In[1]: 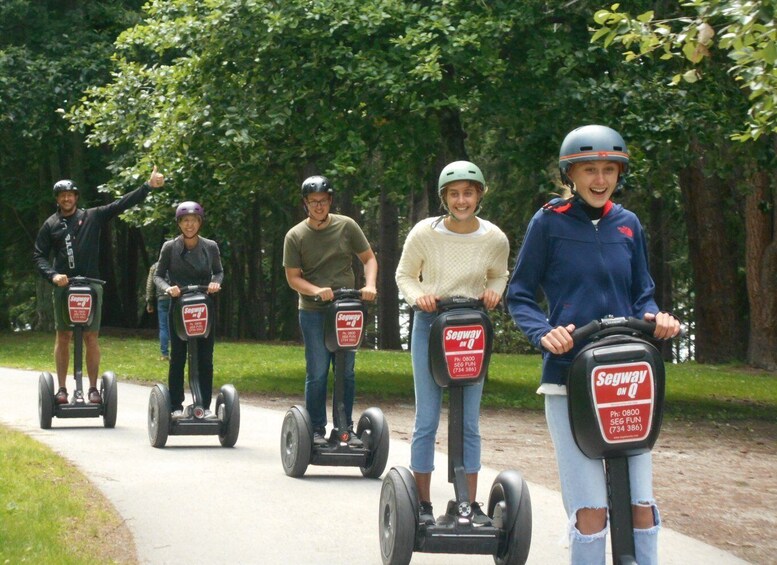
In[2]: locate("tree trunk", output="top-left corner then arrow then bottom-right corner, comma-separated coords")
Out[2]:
378,183 -> 401,349
744,143 -> 777,370
678,142 -> 747,362
648,193 -> 675,360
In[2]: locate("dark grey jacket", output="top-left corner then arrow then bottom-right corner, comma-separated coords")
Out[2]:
154,235 -> 224,292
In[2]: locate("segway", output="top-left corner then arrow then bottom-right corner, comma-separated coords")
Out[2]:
38,277 -> 117,430
567,316 -> 676,565
379,297 -> 532,565
147,285 -> 240,448
280,288 -> 390,478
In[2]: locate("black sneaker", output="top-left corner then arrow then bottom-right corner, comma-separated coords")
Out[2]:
55,387 -> 68,405
419,501 -> 435,526
471,502 -> 491,526
313,428 -> 328,446
347,426 -> 363,447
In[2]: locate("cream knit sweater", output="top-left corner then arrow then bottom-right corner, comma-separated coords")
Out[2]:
395,217 -> 510,306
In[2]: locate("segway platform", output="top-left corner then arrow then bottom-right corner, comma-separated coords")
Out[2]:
38,278 -> 117,429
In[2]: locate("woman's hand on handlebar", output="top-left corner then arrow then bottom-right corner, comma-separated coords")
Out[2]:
541,324 -> 576,355
644,311 -> 681,340
207,282 -> 221,294
479,289 -> 501,311
415,294 -> 439,313
359,285 -> 377,302
166,285 -> 181,298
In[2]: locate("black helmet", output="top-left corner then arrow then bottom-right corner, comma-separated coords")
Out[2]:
559,125 -> 629,188
301,175 -> 334,198
53,179 -> 78,195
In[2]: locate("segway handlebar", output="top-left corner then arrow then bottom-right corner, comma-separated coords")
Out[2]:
313,288 -> 363,302
180,284 -> 212,295
571,316 -> 686,343
68,276 -> 106,286
436,296 -> 485,313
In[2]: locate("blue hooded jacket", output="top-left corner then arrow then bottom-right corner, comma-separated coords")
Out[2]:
507,197 -> 659,385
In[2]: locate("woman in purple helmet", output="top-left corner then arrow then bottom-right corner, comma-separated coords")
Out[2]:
154,201 -> 224,418
507,125 -> 680,564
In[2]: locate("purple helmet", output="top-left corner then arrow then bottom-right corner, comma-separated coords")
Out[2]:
175,201 -> 204,220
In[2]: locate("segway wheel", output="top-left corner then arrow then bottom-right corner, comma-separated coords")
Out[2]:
357,407 -> 390,479
148,385 -> 171,448
38,372 -> 55,430
280,405 -> 312,477
379,467 -> 417,565
216,384 -> 240,447
489,470 -> 532,565
101,371 -> 118,429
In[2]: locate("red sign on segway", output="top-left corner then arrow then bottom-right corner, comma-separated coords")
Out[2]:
443,324 -> 485,379
68,293 -> 93,324
182,304 -> 208,337
335,310 -> 364,348
591,361 -> 654,443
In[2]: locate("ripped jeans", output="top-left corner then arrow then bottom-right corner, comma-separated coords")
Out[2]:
545,394 -> 660,565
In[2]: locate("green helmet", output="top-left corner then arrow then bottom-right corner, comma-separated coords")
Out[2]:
437,161 -> 486,196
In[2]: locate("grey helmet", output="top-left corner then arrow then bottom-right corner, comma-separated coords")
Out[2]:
53,179 -> 78,195
559,125 -> 629,188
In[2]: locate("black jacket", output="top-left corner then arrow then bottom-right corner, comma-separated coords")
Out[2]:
33,183 -> 152,283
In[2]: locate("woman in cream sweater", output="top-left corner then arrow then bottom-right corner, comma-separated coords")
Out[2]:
395,160 -> 509,527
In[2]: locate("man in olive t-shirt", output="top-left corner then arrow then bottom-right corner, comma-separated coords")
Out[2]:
283,175 -> 377,445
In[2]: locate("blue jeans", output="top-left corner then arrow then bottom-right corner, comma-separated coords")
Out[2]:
157,297 -> 171,356
545,394 -> 659,565
410,311 -> 483,474
299,309 -> 355,431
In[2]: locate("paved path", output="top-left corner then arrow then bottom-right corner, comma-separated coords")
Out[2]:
0,368 -> 748,564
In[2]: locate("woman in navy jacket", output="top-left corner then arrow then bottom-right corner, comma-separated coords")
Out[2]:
507,125 -> 680,565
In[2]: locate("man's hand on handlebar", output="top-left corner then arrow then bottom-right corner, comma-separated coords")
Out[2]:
541,324 -> 576,355
207,282 -> 221,294
315,287 -> 334,302
52,274 -> 69,287
166,285 -> 181,298
644,311 -> 681,340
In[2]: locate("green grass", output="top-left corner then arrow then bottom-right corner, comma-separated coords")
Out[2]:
0,424 -> 133,564
2,331 -> 775,422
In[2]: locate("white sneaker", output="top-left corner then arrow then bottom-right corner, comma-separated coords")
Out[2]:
204,409 -> 218,420
171,410 -> 183,420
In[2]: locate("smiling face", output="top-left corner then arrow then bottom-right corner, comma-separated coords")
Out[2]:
567,160 -> 621,208
305,193 -> 332,223
56,190 -> 79,217
443,180 -> 482,222
177,214 -> 202,239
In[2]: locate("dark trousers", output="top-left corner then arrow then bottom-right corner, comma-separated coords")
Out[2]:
168,319 -> 215,411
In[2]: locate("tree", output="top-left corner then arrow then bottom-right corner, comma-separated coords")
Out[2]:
591,1 -> 777,368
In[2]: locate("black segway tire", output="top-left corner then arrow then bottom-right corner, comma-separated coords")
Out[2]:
38,372 -> 55,430
280,405 -> 312,477
358,407 -> 390,478
216,384 -> 240,447
379,467 -> 417,565
101,371 -> 118,428
148,385 -> 171,448
489,470 -> 532,565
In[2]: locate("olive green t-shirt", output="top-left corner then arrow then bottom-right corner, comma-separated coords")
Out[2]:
283,214 -> 371,311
